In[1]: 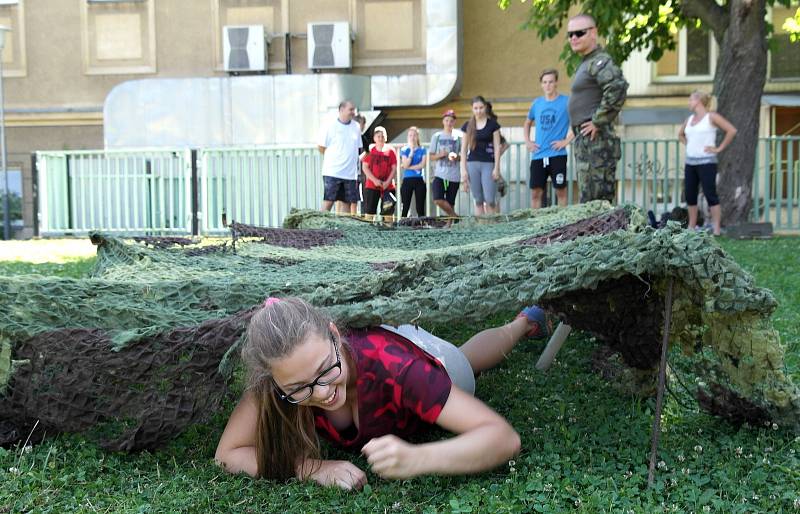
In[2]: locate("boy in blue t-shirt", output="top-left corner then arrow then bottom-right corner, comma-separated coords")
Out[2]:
523,68 -> 574,208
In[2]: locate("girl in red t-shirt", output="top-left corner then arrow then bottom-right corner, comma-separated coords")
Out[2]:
361,126 -> 397,219
216,297 -> 551,489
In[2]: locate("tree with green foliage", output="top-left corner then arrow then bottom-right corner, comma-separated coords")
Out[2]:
499,0 -> 798,226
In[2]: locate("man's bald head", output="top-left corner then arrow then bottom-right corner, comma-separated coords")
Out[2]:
569,13 -> 596,27
337,100 -> 356,123
567,14 -> 598,56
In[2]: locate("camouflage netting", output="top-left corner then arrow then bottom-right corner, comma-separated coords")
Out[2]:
0,201 -> 797,450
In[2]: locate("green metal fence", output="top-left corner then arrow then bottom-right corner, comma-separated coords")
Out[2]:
199,146 -> 322,233
34,137 -> 800,235
37,149 -> 193,235
754,136 -> 800,230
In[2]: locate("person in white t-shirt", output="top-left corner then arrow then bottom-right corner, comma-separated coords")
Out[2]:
678,90 -> 737,236
318,100 -> 363,213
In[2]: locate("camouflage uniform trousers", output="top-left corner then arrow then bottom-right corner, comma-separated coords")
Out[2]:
573,127 -> 621,204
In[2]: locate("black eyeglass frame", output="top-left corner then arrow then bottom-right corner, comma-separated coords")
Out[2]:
567,27 -> 594,39
272,334 -> 342,404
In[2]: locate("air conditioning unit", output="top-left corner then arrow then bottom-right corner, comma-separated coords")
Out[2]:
223,25 -> 266,72
307,22 -> 351,70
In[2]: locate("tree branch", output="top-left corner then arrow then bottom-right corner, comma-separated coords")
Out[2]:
680,0 -> 730,39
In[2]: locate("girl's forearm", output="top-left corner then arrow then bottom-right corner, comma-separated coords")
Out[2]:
411,424 -> 520,476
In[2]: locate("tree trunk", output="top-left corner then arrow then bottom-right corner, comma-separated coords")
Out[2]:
713,0 -> 768,226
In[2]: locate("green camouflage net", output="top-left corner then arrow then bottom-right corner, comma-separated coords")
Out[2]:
0,201 -> 797,450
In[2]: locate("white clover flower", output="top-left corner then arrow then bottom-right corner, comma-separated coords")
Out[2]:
8,467 -> 19,475
623,470 -> 633,479
574,499 -> 582,507
735,446 -> 743,456
22,445 -> 32,454
772,423 -> 779,430
694,445 -> 703,453
793,497 -> 800,509
702,506 -> 711,513
678,454 -> 685,462
657,460 -> 667,470
544,483 -> 552,492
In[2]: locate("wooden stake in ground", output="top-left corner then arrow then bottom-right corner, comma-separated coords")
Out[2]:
536,322 -> 572,371
648,278 -> 675,487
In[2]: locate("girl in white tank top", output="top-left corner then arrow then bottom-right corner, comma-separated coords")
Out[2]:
678,90 -> 738,236
684,113 -> 718,163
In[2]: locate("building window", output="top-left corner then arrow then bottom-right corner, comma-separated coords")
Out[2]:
770,5 -> 800,79
354,0 -> 424,66
212,0 -> 283,71
0,167 -> 22,233
80,0 -> 156,75
0,0 -> 26,77
654,25 -> 716,81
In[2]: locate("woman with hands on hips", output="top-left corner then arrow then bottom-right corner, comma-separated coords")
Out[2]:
214,297 -> 555,489
678,90 -> 737,236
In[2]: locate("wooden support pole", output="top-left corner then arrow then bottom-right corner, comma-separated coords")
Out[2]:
536,322 -> 572,371
648,278 -> 675,487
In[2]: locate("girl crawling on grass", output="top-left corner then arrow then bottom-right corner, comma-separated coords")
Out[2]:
215,297 -> 550,489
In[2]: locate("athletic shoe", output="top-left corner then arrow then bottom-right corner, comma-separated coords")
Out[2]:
515,305 -> 553,339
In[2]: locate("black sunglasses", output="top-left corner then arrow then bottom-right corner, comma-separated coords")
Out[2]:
567,27 -> 594,39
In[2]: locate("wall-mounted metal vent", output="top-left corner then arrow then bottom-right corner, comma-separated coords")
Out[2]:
307,22 -> 351,70
223,25 -> 266,72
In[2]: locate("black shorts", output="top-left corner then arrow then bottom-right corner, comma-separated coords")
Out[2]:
431,177 -> 460,206
529,156 -> 568,190
323,176 -> 359,203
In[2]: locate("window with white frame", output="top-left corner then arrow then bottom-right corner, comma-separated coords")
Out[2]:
654,25 -> 716,81
0,0 -> 26,77
770,4 -> 800,79
0,167 -> 23,227
80,0 -> 156,75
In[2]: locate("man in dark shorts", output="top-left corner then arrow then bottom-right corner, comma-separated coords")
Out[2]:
428,109 -> 463,218
523,68 -> 573,208
318,100 -> 362,213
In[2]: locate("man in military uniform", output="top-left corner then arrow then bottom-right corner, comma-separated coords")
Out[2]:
567,14 -> 628,204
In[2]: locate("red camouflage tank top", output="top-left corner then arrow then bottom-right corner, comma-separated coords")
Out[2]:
313,326 -> 452,450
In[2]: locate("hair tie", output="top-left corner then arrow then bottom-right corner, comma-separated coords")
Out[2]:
263,297 -> 281,308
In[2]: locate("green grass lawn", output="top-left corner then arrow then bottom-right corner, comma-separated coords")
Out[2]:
1,237 -> 798,513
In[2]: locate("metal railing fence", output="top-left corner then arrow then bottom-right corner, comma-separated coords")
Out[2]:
199,146 -> 322,234
37,149 -> 193,235
34,137 -> 800,235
